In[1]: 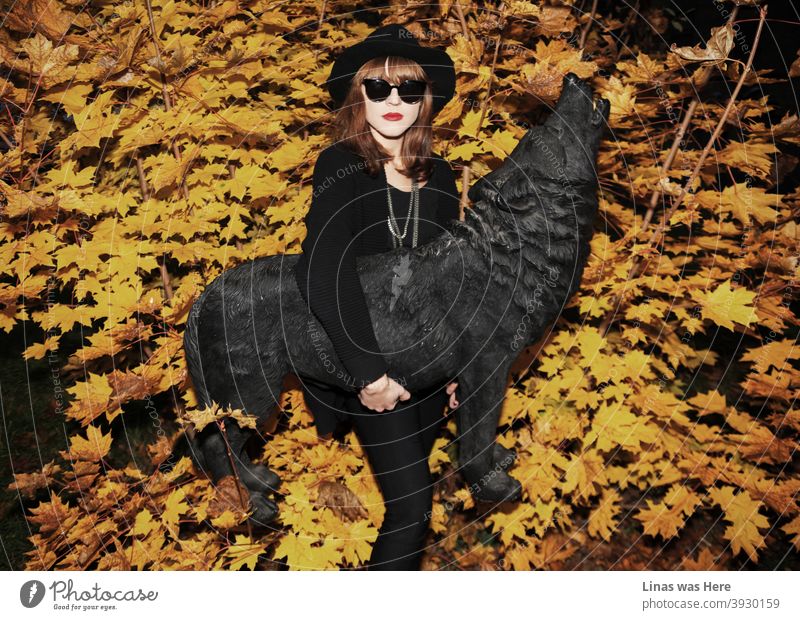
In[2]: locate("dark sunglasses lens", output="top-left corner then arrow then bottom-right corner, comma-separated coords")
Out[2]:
398,81 -> 426,103
364,79 -> 391,101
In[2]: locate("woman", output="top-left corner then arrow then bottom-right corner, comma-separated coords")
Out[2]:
294,24 -> 461,570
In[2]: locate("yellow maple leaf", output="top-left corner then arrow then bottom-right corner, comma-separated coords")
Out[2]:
485,128 -> 520,158
636,499 -> 684,539
23,335 -> 61,360
210,510 -> 244,530
600,75 -> 637,121
486,503 -> 531,546
586,401 -> 660,452
458,108 -> 490,139
537,354 -> 562,377
305,537 -> 345,570
63,90 -> 117,151
273,531 -> 318,569
782,514 -> 800,551
515,444 -> 566,503
180,401 -> 257,433
67,425 -> 112,461
708,486 -> 770,562
502,541 -> 536,570
562,449 -> 607,501
132,508 -> 157,537
717,141 -> 777,177
587,488 -> 621,541
225,534 -> 268,570
161,487 -> 190,530
695,280 -> 757,330
338,519 -> 378,566
687,389 -> 728,415
696,184 -> 781,225
535,6 -> 575,36
447,140 -> 485,163
498,389 -> 529,426
20,33 -> 79,86
576,327 -> 607,365
41,82 -> 94,116
268,138 -> 308,172
740,339 -> 800,375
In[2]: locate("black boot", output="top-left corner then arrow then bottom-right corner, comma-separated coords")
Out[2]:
190,419 -> 281,525
247,491 -> 280,527
217,419 -> 282,495
461,459 -> 522,504
238,462 -> 282,496
457,437 -> 522,504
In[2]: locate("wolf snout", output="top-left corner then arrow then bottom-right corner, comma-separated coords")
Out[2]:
468,177 -> 506,209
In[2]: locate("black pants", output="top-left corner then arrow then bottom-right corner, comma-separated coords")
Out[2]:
341,386 -> 448,570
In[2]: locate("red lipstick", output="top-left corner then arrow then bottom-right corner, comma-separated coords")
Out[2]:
382,113 -> 403,120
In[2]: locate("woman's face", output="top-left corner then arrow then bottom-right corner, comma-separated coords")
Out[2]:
361,71 -> 422,139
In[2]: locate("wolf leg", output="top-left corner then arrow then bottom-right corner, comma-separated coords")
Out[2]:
454,366 -> 522,504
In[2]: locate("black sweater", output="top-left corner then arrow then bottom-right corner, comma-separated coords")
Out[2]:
293,142 -> 461,390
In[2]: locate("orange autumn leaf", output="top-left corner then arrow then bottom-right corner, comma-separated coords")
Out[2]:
708,486 -> 770,563
66,426 -> 113,462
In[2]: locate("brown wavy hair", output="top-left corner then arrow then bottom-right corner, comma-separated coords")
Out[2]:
331,55 -> 435,183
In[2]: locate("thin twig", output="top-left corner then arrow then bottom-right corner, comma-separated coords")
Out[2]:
459,165 -> 471,220
218,418 -> 254,540
145,0 -> 171,111
473,37 -> 502,146
599,5 -> 767,338
453,1 -> 470,41
135,153 -> 174,302
641,98 -> 699,232
227,163 -> 244,252
614,0 -> 641,62
644,5 -> 765,252
579,0 -> 599,49
145,0 -> 190,202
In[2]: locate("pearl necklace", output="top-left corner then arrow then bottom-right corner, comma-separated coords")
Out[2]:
386,178 -> 419,249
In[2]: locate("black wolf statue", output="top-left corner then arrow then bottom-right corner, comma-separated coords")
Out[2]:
183,73 -> 609,525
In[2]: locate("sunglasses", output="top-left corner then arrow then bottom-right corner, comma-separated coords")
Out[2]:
362,78 -> 428,104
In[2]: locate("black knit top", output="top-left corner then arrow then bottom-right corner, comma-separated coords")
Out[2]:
293,142 -> 461,390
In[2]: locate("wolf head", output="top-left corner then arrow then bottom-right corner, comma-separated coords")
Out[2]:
468,73 -> 609,214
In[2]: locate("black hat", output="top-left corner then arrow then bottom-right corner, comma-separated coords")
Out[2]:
325,24 -> 456,117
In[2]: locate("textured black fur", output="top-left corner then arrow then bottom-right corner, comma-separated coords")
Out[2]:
183,74 -> 609,525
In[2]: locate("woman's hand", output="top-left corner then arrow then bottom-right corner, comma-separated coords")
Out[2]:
445,381 -> 459,410
358,374 -> 411,412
